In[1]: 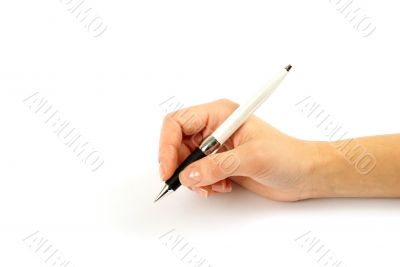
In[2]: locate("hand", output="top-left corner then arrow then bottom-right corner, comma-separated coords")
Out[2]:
158,99 -> 319,201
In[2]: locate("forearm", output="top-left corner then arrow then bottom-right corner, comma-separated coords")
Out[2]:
310,134 -> 400,198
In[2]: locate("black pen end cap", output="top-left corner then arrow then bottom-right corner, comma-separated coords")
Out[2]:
285,65 -> 292,72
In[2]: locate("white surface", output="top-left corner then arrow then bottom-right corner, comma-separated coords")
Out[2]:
1,0 -> 400,266
212,67 -> 288,144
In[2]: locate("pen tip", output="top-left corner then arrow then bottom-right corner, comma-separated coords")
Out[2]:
285,65 -> 292,72
154,184 -> 172,203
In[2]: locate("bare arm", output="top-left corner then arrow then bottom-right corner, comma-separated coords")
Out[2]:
312,135 -> 400,198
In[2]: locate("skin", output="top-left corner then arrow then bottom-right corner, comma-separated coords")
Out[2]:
158,99 -> 400,202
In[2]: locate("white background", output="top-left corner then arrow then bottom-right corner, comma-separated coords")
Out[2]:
1,0 -> 400,266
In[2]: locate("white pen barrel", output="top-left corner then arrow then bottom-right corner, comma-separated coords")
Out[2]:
212,68 -> 288,144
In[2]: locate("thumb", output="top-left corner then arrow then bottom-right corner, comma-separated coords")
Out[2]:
179,143 -> 256,187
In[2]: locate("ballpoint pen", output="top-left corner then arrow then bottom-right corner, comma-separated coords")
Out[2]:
154,65 -> 292,202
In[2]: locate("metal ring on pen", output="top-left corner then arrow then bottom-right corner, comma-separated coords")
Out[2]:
199,136 -> 221,155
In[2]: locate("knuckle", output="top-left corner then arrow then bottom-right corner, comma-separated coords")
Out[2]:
210,152 -> 236,175
163,112 -> 175,123
247,141 -> 266,165
220,153 -> 241,175
215,98 -> 237,107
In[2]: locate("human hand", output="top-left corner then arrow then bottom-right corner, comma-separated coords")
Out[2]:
158,99 -> 320,201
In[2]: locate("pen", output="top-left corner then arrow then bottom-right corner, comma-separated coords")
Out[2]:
154,65 -> 292,202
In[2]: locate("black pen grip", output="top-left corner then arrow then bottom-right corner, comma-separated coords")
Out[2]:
166,148 -> 206,191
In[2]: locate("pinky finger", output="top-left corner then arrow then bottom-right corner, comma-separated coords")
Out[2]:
189,185 -> 214,199
211,179 -> 232,193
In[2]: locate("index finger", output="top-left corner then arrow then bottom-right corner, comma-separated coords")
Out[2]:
158,106 -> 206,180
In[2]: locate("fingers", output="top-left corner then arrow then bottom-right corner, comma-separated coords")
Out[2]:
211,179 -> 232,193
191,186 -> 212,199
188,180 -> 233,199
158,116 -> 180,180
158,110 -> 204,180
158,99 -> 238,180
179,143 -> 257,187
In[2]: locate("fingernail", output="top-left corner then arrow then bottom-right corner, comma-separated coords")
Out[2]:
211,182 -> 225,192
181,169 -> 201,186
194,188 -> 208,199
226,182 -> 232,192
159,164 -> 165,180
